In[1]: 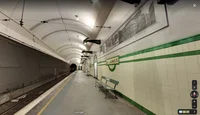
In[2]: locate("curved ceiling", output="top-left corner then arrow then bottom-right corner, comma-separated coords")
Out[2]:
30,18 -> 93,31
56,43 -> 87,52
63,52 -> 83,57
0,0 -> 117,63
68,58 -> 81,64
61,49 -> 82,56
41,29 -> 88,40
64,54 -> 82,61
57,46 -> 85,54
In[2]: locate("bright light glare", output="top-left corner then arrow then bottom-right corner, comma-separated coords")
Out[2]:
84,17 -> 95,28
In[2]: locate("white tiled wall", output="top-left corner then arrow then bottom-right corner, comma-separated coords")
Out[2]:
99,51 -> 200,115
94,0 -> 200,115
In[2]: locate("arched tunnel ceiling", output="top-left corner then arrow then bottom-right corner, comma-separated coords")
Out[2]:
0,0 -> 117,63
41,29 -> 89,40
64,54 -> 82,62
30,18 -> 93,31
61,49 -> 82,56
68,58 -> 81,65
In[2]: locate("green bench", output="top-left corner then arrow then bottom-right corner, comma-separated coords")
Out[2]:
95,76 -> 119,99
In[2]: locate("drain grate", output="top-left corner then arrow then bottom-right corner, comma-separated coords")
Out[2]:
74,110 -> 85,114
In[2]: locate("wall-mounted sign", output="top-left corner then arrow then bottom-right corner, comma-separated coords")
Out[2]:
105,56 -> 120,72
100,0 -> 168,54
106,56 -> 119,65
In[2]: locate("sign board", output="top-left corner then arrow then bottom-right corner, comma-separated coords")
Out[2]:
106,56 -> 119,65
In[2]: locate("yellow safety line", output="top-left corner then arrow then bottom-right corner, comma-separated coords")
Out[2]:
37,76 -> 72,115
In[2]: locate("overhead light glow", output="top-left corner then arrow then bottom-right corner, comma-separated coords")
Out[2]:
84,17 -> 95,28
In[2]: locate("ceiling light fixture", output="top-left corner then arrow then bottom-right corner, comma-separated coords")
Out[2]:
96,26 -> 111,29
157,0 -> 179,5
83,37 -> 101,45
2,19 -> 10,21
81,55 -> 89,58
41,21 -> 48,23
82,50 -> 93,54
75,15 -> 79,20
120,0 -> 141,7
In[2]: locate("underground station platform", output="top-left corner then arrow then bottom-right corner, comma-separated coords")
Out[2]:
12,71 -> 145,115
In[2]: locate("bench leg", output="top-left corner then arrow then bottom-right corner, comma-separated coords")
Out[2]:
105,89 -> 109,99
95,82 -> 98,87
114,92 -> 118,99
99,86 -> 103,92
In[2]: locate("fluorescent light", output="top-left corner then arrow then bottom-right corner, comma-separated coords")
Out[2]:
75,15 -> 79,21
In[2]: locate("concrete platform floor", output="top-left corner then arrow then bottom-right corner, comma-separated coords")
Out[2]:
27,71 -> 146,115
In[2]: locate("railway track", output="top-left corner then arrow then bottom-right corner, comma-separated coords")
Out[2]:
0,73 -> 69,115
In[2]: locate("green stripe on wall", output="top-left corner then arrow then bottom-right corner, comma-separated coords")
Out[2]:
119,34 -> 200,59
113,90 -> 156,115
120,50 -> 200,64
98,50 -> 200,66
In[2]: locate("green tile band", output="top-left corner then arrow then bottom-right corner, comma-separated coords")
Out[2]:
120,50 -> 200,64
98,50 -> 200,66
113,90 -> 156,115
119,34 -> 200,59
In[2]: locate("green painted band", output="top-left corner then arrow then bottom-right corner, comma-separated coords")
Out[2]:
120,50 -> 200,64
119,34 -> 200,59
98,50 -> 200,66
106,63 -> 120,66
113,90 -> 156,115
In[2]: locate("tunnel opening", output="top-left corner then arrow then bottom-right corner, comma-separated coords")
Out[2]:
70,64 -> 77,72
